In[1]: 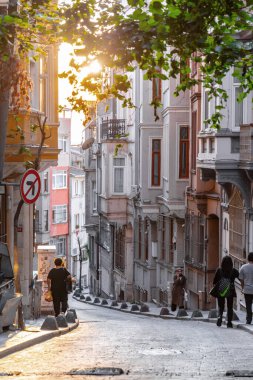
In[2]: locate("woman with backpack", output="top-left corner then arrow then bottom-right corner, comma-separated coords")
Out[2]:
212,256 -> 239,328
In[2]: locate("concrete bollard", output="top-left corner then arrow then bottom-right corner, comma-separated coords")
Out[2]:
191,310 -> 204,318
140,304 -> 149,312
120,302 -> 128,309
80,294 -> 85,300
41,316 -> 59,331
68,309 -> 78,319
65,310 -> 76,323
160,307 -> 170,316
56,314 -> 68,328
101,299 -> 108,305
93,297 -> 100,304
176,309 -> 188,317
130,304 -> 139,312
208,309 -> 218,318
85,296 -> 92,301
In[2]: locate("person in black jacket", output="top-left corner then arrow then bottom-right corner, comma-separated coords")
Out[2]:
213,256 -> 239,328
47,258 -> 72,317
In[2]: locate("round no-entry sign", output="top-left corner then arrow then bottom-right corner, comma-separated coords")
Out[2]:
20,169 -> 41,204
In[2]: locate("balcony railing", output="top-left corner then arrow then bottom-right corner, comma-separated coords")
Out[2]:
101,118 -> 126,140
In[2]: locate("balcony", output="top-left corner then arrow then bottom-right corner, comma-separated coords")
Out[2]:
101,118 -> 126,140
4,110 -> 58,173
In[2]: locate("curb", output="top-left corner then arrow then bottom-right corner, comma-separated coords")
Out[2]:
0,320 -> 79,359
73,295 -> 253,334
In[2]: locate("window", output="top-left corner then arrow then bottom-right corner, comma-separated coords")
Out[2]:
55,236 -> 66,256
152,75 -> 162,102
74,180 -> 79,196
52,205 -> 67,224
43,172 -> 48,193
92,180 -> 97,212
113,157 -> 125,193
52,170 -> 67,189
44,210 -> 48,231
151,139 -> 161,186
74,214 -> 80,229
35,210 -> 40,232
30,60 -> 39,110
39,56 -> 47,113
191,111 -> 197,171
59,136 -> 67,152
210,138 -> 215,153
203,90 -> 210,129
80,181 -> 85,195
179,126 -> 189,178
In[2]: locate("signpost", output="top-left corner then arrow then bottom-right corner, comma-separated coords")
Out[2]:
20,168 -> 41,204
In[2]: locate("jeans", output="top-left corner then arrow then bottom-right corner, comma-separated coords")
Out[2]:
244,294 -> 253,324
217,296 -> 234,323
52,295 -> 68,317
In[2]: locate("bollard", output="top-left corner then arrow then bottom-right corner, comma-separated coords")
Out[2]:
65,310 -> 76,323
93,297 -> 100,304
120,302 -> 128,309
101,299 -> 108,305
160,307 -> 170,316
191,310 -> 204,318
208,309 -> 218,318
131,304 -> 139,312
41,316 -> 59,331
68,309 -> 78,319
176,309 -> 188,317
140,304 -> 149,312
56,314 -> 68,328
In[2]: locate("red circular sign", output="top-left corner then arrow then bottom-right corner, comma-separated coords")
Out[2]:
20,169 -> 41,204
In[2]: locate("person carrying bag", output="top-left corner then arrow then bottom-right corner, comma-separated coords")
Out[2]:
210,256 -> 239,328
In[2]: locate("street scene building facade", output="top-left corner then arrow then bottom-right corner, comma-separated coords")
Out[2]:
1,1 -> 253,332
84,60 -> 253,313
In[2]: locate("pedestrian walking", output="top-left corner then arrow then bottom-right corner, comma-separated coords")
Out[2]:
239,252 -> 253,325
212,256 -> 239,328
47,257 -> 72,317
171,268 -> 187,312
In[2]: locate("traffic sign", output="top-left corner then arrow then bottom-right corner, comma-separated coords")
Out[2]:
20,169 -> 41,204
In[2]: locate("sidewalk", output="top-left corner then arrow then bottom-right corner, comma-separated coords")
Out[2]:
73,291 -> 253,335
0,315 -> 79,359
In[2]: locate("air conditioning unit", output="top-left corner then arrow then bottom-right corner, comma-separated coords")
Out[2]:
151,241 -> 158,258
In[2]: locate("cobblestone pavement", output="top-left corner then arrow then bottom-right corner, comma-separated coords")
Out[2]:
0,298 -> 253,380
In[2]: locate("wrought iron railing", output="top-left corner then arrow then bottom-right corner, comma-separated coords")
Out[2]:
101,118 -> 126,140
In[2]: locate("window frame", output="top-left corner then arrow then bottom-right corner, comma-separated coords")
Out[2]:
52,204 -> 68,224
113,157 -> 125,194
179,125 -> 189,179
151,139 -> 161,187
52,170 -> 67,189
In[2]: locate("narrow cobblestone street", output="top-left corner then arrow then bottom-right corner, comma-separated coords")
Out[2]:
0,298 -> 253,379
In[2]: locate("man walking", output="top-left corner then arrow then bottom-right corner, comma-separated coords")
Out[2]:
239,252 -> 253,324
47,258 -> 72,317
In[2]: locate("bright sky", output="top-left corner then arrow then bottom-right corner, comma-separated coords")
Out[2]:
58,43 -> 100,144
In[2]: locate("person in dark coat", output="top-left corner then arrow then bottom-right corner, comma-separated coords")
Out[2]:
213,255 -> 239,328
171,268 -> 187,312
47,257 -> 72,317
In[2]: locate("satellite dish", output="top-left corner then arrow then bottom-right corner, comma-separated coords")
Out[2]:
82,137 -> 95,150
